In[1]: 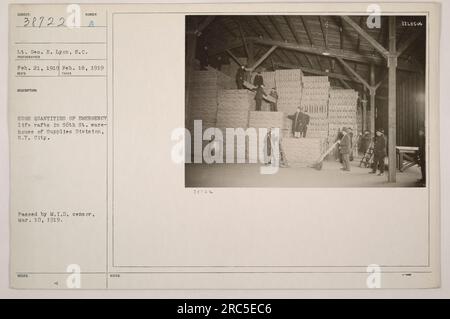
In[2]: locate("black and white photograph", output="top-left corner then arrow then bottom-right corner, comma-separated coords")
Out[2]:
185,15 -> 427,188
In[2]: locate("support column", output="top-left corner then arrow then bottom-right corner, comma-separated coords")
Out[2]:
185,32 -> 197,126
361,91 -> 367,132
387,16 -> 398,182
369,63 -> 376,135
247,40 -> 255,82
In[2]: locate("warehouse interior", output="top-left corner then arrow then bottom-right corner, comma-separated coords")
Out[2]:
185,15 -> 426,187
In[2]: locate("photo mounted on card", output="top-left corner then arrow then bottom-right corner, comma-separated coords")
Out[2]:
184,14 -> 427,188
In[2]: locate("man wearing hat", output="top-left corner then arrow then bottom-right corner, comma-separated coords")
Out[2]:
338,127 -> 351,171
235,65 -> 246,89
370,128 -> 387,176
299,108 -> 310,138
254,84 -> 267,111
253,71 -> 264,87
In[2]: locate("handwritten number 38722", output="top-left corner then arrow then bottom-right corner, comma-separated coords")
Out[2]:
23,17 -> 66,28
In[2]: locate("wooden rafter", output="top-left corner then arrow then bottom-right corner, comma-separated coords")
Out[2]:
284,16 -> 300,43
284,16 -> 315,68
256,15 -> 293,63
375,71 -> 388,90
318,16 -> 329,49
339,79 -> 352,89
300,16 -> 324,71
275,61 -> 359,83
248,16 -> 292,66
336,57 -> 371,90
341,16 -> 389,58
225,49 -> 242,66
268,16 -> 285,41
356,17 -> 364,52
247,37 -> 420,72
300,16 -> 315,46
233,18 -> 249,59
318,16 -> 333,71
339,17 -> 345,50
249,45 -> 278,71
208,36 -> 420,72
372,17 -> 388,56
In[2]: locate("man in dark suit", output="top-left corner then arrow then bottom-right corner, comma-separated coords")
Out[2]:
299,109 -> 310,138
339,127 -> 351,171
269,87 -> 278,112
254,85 -> 266,111
235,65 -> 246,89
370,128 -> 387,176
288,108 -> 303,138
253,71 -> 264,87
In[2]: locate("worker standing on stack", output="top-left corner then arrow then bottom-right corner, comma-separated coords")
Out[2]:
338,127 -> 351,171
235,65 -> 246,89
288,108 -> 303,138
269,87 -> 279,112
299,108 -> 310,138
253,71 -> 264,87
254,85 -> 266,111
369,128 -> 387,176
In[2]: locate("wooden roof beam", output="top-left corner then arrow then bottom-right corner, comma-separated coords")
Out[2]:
274,61 -> 358,83
268,16 -> 286,41
341,16 -> 389,58
233,19 -> 250,59
300,16 -> 315,46
318,16 -> 333,71
284,16 -> 314,68
249,45 -> 278,71
208,36 -> 420,72
248,37 -> 420,72
356,17 -> 364,52
336,56 -> 371,90
284,16 -> 301,44
318,16 -> 329,49
252,37 -> 379,64
339,79 -> 352,89
300,16 -> 324,71
254,16 -> 296,66
248,16 -> 292,66
268,16 -> 308,67
225,49 -> 243,66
